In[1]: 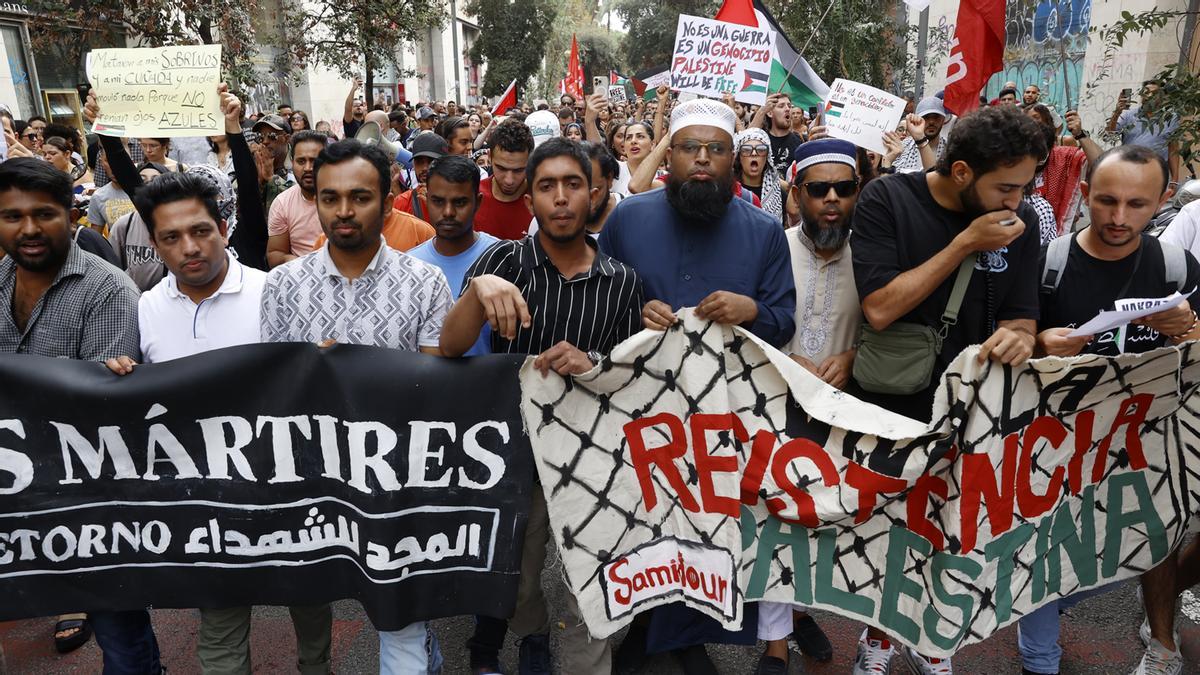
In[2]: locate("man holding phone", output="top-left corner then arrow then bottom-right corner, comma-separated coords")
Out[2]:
1107,80 -> 1182,191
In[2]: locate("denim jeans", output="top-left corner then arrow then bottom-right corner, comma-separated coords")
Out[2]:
90,610 -> 160,675
1017,583 -> 1119,674
378,622 -> 442,674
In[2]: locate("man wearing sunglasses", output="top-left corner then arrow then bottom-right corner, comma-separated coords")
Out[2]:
599,97 -> 796,675
252,114 -> 294,214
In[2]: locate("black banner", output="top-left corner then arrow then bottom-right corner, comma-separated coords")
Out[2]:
0,344 -> 532,630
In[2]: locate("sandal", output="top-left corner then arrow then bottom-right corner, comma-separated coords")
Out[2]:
53,613 -> 92,654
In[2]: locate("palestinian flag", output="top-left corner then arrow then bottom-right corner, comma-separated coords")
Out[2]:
741,69 -> 768,95
824,99 -> 844,118
715,0 -> 828,109
632,65 -> 670,101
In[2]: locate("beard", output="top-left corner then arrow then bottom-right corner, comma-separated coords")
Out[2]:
801,208 -> 853,252
959,179 -> 988,220
5,233 -> 70,272
666,173 -> 734,225
587,190 -> 611,225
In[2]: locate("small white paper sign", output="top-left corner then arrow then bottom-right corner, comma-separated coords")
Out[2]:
1067,290 -> 1191,338
822,78 -> 906,155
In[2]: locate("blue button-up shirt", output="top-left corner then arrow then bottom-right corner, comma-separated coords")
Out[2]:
599,189 -> 796,347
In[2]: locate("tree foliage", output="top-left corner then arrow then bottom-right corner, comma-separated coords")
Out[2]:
765,0 -> 905,91
26,0 -> 261,86
274,0 -> 446,95
468,0 -> 558,97
1084,9 -> 1199,162
613,0 -> 718,71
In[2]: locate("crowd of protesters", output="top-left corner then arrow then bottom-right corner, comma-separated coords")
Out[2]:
0,69 -> 1195,675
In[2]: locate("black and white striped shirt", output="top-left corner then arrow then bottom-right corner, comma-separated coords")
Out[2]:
464,235 -> 644,355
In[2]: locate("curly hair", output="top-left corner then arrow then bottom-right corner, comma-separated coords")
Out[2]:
935,105 -> 1047,178
490,118 -> 535,155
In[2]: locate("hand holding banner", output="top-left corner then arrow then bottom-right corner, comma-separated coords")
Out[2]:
86,45 -> 223,137
822,78 -> 906,155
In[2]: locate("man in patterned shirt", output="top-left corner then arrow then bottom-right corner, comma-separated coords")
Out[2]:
0,159 -> 155,671
259,139 -> 452,673
892,97 -> 950,175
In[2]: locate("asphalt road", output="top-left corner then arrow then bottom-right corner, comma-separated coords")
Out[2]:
2,548 -> 1197,674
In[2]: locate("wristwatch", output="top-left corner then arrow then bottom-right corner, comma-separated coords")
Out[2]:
587,350 -> 603,366
1072,129 -> 1089,140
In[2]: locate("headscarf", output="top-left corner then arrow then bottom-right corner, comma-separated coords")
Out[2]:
187,163 -> 239,239
734,128 -> 782,219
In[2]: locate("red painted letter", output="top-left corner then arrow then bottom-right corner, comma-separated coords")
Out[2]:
689,413 -> 748,517
623,413 -> 699,513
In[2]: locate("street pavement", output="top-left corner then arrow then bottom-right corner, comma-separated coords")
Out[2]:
2,548 -> 1198,674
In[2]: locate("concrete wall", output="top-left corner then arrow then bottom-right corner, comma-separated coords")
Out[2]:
909,0 -> 1190,133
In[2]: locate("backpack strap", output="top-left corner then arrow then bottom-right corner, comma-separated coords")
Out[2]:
1160,239 -> 1188,293
1040,233 -> 1073,296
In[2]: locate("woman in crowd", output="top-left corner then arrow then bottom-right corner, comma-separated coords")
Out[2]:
620,121 -> 656,194
14,119 -> 41,153
467,112 -> 483,140
563,122 -> 585,142
1027,103 -> 1088,238
41,136 -> 92,189
290,111 -> 312,132
206,134 -> 235,175
138,137 -> 185,172
606,122 -> 627,161
733,127 -> 786,222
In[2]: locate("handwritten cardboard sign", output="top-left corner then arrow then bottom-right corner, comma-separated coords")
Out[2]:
608,85 -> 628,104
670,14 -> 775,106
86,45 -> 222,137
822,78 -> 906,155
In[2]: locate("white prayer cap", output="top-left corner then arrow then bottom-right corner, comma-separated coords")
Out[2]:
669,98 -> 736,139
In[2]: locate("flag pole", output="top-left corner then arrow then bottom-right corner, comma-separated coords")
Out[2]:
774,0 -> 837,95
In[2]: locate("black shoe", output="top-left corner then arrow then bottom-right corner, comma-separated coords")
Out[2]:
614,622 -> 649,674
517,633 -> 552,675
1022,670 -> 1057,675
754,654 -> 787,675
671,645 -> 719,675
791,613 -> 833,662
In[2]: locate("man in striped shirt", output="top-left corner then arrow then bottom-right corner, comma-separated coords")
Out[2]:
440,137 -> 644,675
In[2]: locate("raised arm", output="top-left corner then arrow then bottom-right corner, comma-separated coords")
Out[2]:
652,86 -> 670,143
83,92 -> 144,200
628,134 -> 669,194
583,94 -> 606,144
221,85 -> 269,270
343,77 -> 363,124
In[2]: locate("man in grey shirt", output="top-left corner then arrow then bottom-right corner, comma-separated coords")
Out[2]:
1107,79 -> 1181,189
0,159 -> 152,671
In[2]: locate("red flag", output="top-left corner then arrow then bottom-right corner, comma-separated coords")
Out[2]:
566,35 -> 584,99
491,79 -> 518,116
942,0 -> 1006,116
714,0 -> 757,26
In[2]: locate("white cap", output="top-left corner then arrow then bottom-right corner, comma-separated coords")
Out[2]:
669,98 -> 736,139
524,110 -> 559,148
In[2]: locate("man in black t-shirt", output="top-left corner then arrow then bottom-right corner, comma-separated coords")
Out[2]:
1032,145 -> 1198,675
750,93 -> 803,177
849,103 -> 1048,675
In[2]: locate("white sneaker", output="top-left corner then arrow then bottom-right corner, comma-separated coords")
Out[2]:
899,645 -> 953,675
1129,638 -> 1183,675
852,629 -> 894,675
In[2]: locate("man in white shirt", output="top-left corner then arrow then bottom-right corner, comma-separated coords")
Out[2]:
105,90 -> 335,675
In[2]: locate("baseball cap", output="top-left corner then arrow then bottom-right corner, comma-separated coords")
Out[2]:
417,106 -> 437,120
411,132 -> 448,159
915,96 -> 947,118
253,114 -> 289,132
524,110 -> 559,148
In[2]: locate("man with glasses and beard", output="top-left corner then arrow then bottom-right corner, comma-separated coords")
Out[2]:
598,98 -> 796,674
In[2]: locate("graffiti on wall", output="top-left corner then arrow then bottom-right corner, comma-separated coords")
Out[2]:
984,0 -> 1091,111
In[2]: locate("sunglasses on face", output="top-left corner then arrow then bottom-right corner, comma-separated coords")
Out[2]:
801,180 -> 859,198
21,132 -> 41,139
262,132 -> 283,142
739,145 -> 768,157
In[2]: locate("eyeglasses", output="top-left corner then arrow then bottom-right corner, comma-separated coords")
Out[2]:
801,180 -> 859,198
262,132 -> 283,142
739,145 -> 768,157
672,141 -> 730,157
21,132 -> 41,140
